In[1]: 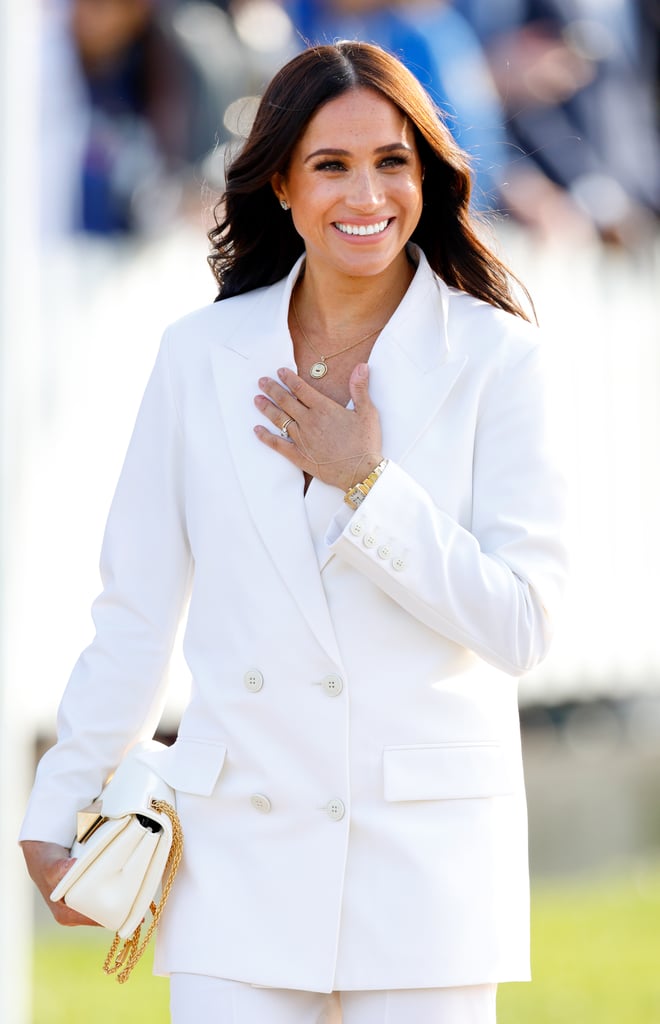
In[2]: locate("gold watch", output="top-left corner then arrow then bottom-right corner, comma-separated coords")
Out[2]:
344,458 -> 389,510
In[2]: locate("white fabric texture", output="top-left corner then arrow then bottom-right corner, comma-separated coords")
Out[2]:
169,975 -> 498,1024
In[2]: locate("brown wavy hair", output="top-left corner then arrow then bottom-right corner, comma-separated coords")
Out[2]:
208,41 -> 532,320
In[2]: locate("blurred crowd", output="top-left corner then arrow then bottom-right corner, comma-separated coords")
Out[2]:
41,0 -> 659,249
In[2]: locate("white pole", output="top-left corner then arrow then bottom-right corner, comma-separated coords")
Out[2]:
0,0 -> 40,1021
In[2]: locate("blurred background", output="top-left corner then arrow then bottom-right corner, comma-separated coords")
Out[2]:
1,0 -> 659,1021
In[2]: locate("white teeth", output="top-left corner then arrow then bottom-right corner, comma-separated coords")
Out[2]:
335,219 -> 389,236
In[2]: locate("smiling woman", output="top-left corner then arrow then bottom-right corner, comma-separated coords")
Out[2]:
21,40 -> 568,1024
270,90 -> 423,293
209,41 -> 530,319
264,87 -> 423,400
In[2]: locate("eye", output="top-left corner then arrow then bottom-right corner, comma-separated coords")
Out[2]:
379,155 -> 410,169
313,159 -> 347,172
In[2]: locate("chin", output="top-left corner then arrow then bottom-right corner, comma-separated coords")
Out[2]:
336,248 -> 403,278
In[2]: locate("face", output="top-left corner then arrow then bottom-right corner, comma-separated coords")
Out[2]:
272,87 -> 424,284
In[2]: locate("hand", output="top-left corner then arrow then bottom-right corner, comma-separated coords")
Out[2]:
21,840 -> 100,927
254,363 -> 383,491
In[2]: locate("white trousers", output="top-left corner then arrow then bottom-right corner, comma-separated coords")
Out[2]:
169,975 -> 498,1024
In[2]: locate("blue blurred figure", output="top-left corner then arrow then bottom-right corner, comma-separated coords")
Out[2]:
42,0 -> 248,238
456,0 -> 659,245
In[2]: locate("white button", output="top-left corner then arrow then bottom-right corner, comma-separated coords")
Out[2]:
244,669 -> 264,692
326,798 -> 346,821
251,793 -> 272,813
363,534 -> 377,548
391,557 -> 406,572
377,544 -> 392,560
349,521 -> 364,536
320,674 -> 343,697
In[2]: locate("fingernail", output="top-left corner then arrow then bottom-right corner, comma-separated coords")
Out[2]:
258,377 -> 268,388
357,363 -> 368,379
277,368 -> 287,380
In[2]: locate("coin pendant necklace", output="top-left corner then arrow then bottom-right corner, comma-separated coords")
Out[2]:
292,292 -> 387,379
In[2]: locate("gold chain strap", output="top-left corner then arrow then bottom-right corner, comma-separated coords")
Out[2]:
103,798 -> 184,984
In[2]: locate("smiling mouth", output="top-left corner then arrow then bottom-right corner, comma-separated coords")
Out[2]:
334,218 -> 391,236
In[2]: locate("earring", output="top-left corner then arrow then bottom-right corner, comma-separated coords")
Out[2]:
280,199 -> 289,211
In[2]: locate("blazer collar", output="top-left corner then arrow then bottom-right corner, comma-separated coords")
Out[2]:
210,261 -> 342,663
357,245 -> 466,464
210,247 -> 466,653
222,244 -> 452,375
304,248 -> 467,571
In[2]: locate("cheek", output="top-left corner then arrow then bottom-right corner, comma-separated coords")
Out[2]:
401,179 -> 424,219
291,185 -> 338,231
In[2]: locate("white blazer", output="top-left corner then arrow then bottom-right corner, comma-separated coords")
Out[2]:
21,247 -> 568,992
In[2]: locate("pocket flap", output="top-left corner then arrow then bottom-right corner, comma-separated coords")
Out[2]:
383,743 -> 512,802
136,738 -> 227,796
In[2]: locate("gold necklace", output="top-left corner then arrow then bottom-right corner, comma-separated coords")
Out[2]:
291,293 -> 387,379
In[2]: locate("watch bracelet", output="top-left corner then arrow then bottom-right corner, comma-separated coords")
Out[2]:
344,458 -> 389,510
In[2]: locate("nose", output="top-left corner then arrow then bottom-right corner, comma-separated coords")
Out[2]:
346,167 -> 384,211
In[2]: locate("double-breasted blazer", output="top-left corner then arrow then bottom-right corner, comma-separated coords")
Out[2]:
21,246 -> 567,992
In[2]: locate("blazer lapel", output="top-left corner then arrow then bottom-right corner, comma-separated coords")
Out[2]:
368,250 -> 468,464
210,250 -> 467,623
307,250 -> 468,573
210,259 -> 344,665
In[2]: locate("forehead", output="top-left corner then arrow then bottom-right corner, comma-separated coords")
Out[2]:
297,87 -> 412,150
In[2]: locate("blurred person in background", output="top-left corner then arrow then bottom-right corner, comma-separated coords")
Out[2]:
21,41 -> 567,1024
456,0 -> 660,248
41,0 -> 251,238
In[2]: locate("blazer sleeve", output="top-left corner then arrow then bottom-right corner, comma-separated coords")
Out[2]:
20,329 -> 193,846
326,341 -> 568,676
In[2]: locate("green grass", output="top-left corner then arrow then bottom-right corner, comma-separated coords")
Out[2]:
33,933 -> 169,1023
500,862 -> 660,1024
33,863 -> 660,1023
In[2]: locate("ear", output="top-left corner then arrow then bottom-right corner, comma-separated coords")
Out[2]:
271,172 -> 287,207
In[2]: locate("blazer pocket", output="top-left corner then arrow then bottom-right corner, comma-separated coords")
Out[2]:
135,738 -> 227,796
383,742 -> 513,802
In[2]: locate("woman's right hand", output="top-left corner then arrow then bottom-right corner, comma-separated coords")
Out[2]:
20,840 -> 100,927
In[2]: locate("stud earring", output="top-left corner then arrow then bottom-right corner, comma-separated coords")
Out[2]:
280,199 -> 289,211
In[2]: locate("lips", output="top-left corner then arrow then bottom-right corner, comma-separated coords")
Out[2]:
334,218 -> 391,236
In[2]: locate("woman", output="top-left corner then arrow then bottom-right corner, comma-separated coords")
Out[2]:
21,42 -> 567,1024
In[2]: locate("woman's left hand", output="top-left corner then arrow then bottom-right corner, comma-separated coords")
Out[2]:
254,363 -> 383,491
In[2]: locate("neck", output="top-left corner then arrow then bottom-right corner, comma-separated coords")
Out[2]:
293,250 -> 415,340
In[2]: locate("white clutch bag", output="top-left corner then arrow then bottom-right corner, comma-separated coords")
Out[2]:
50,740 -> 183,983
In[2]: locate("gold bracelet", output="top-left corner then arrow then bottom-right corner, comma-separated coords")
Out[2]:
344,458 -> 389,510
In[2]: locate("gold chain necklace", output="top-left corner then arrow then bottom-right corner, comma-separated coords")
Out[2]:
291,292 -> 386,379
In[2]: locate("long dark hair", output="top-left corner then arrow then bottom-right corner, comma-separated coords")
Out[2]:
208,41 -> 532,320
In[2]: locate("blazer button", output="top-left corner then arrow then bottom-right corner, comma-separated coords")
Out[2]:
320,673 -> 343,697
349,521 -> 364,537
326,798 -> 346,821
244,669 -> 264,693
250,793 -> 272,813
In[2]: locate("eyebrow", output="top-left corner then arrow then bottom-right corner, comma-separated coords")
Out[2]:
303,143 -> 414,164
